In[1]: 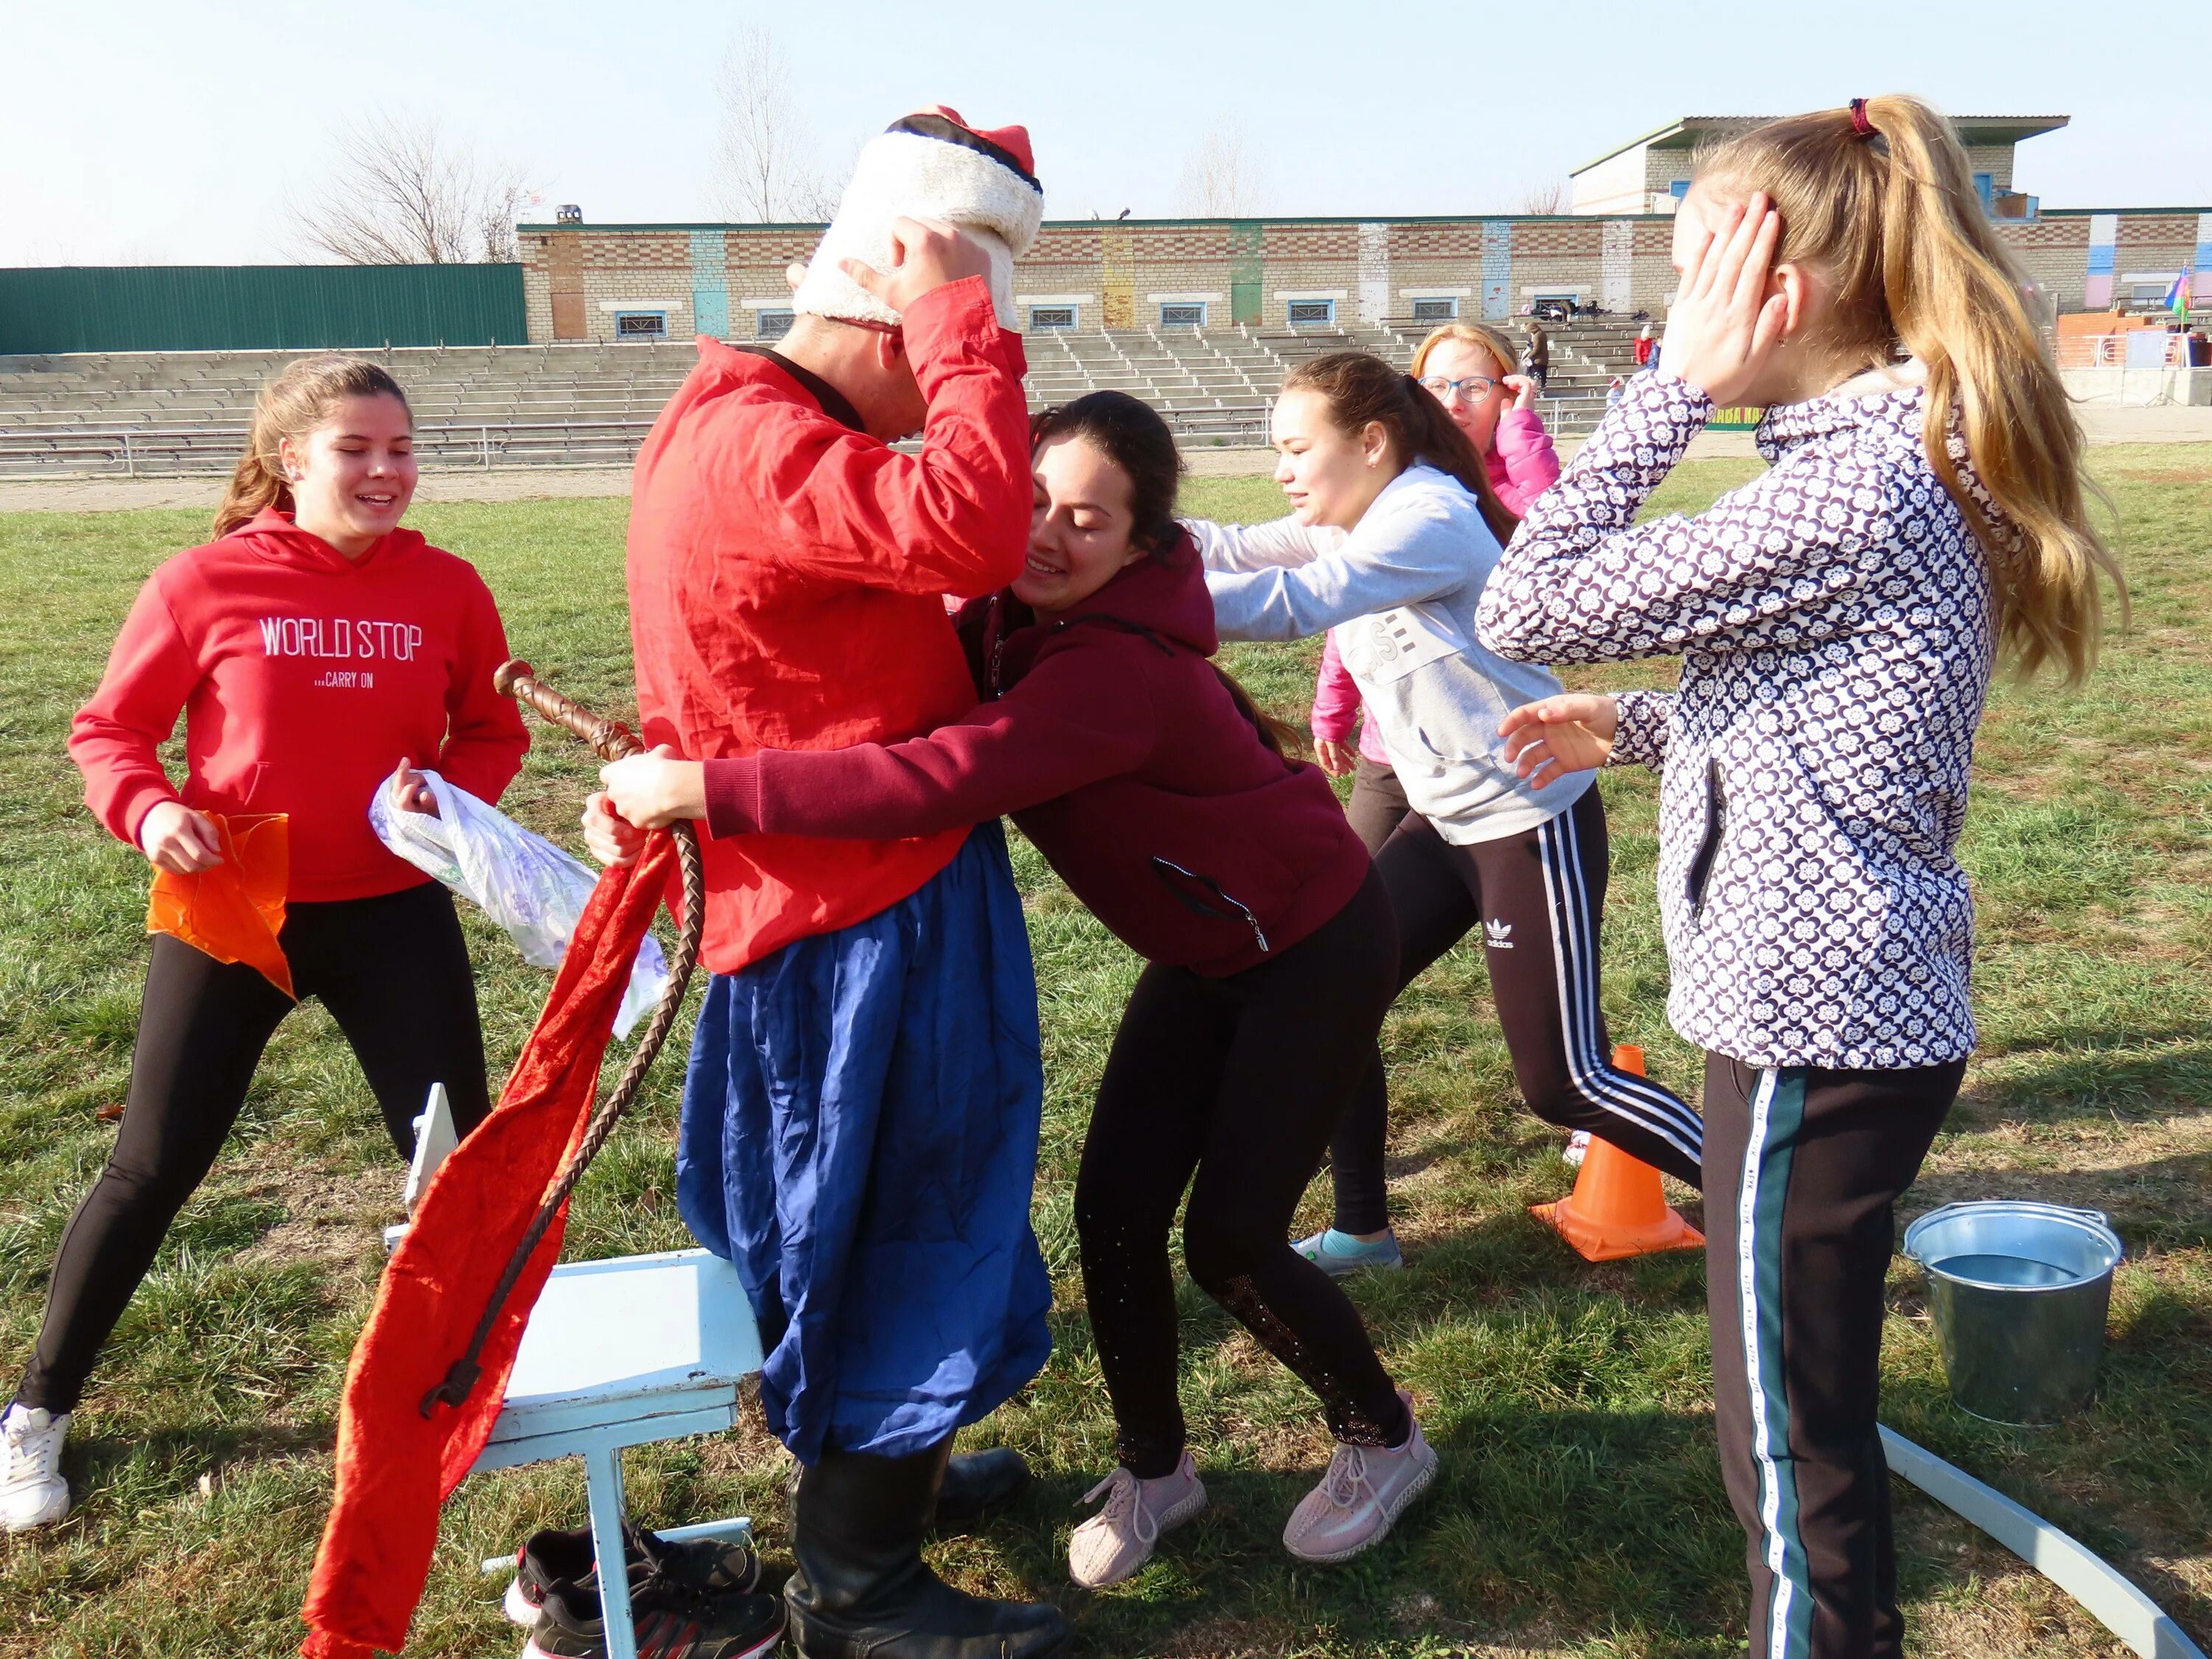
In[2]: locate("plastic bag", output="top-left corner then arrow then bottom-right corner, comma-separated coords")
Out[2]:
147,811 -> 295,998
369,766 -> 667,1038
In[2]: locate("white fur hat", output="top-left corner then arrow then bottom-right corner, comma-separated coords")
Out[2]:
793,108 -> 1043,330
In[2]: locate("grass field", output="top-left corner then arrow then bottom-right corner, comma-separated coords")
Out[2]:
1,451 -> 2208,1658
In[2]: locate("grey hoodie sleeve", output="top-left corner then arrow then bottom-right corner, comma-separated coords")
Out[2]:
1180,515 -> 1335,573
1475,374 -> 1891,666
1203,486 -> 1486,643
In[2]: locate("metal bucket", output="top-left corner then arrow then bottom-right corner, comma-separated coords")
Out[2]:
1902,1202 -> 2124,1425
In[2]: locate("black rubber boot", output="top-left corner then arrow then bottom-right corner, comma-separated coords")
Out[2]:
931,1447 -> 1032,1535
785,1441 -> 1069,1659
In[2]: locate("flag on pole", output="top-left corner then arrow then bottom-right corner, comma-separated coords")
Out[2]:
2167,269 -> 2194,319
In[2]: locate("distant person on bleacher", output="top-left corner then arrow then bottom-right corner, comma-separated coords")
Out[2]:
1635,321 -> 1658,368
3,358 -> 528,1534
1520,320 -> 1551,390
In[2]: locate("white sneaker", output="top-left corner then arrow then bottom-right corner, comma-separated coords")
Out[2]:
2,1403 -> 72,1533
1281,1394 -> 1436,1564
1067,1453 -> 1207,1588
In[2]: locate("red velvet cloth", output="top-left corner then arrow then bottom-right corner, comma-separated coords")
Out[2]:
299,835 -> 678,1659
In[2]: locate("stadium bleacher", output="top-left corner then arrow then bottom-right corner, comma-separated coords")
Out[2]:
0,317 -> 1644,478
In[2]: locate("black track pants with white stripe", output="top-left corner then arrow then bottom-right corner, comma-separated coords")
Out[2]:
1703,1054 -> 1962,1659
1329,786 -> 1703,1234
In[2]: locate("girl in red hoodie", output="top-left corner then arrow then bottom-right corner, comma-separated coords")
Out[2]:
2,358 -> 526,1533
587,392 -> 1438,1585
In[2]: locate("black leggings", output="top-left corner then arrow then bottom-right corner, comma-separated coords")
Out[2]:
1331,786 -> 1703,1234
1704,1053 -> 1962,1659
1074,868 -> 1410,1478
15,882 -> 490,1414
1343,755 -> 1415,856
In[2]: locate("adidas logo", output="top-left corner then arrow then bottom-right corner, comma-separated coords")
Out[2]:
1485,919 -> 1514,949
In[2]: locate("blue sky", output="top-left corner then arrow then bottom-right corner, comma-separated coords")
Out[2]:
7,0 -> 2205,265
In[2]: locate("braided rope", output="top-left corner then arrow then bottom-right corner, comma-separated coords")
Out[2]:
421,664 -> 706,1416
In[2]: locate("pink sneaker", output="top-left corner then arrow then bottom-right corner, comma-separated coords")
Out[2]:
1068,1453 -> 1207,1588
1281,1394 -> 1437,1564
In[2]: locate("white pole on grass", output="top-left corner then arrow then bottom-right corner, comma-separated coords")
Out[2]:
1880,1427 -> 2207,1659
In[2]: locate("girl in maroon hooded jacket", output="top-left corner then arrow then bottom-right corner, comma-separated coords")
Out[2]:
588,392 -> 1439,1585
2,358 -> 529,1536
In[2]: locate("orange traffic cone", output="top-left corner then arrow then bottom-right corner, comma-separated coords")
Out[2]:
1529,1044 -> 1703,1262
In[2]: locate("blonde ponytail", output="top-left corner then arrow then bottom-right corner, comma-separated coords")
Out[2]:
214,356 -> 412,538
1698,96 -> 2120,684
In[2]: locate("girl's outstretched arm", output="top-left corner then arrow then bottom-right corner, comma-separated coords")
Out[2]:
1475,372 -> 1890,666
1204,497 -> 1484,642
1180,514 -> 1339,574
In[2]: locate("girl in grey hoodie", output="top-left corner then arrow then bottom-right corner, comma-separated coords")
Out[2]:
1185,352 -> 1702,1279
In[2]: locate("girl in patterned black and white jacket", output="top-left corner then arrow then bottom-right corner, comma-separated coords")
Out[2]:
1478,97 -> 2118,1659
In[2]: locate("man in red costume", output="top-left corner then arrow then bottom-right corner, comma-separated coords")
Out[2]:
611,110 -> 1065,1659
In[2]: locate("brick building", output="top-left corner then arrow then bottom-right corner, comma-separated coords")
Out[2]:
518,206 -> 2212,347
516,112 -> 2211,347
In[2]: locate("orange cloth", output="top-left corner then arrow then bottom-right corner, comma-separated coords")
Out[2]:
145,812 -> 293,997
298,835 -> 679,1659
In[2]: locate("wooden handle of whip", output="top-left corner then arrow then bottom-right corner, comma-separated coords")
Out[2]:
493,659 -> 645,762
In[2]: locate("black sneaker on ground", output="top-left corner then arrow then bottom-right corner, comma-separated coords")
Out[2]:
522,1576 -> 786,1659
933,1447 -> 1032,1534
506,1523 -> 765,1627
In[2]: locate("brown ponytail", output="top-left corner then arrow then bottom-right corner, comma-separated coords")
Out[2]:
1281,352 -> 1520,546
1696,96 -> 2120,684
214,356 -> 413,538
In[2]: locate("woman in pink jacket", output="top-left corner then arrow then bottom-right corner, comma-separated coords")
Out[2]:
1296,321 -> 1564,1274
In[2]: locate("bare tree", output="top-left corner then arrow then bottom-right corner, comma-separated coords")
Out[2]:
1178,122 -> 1265,218
712,24 -> 830,221
1517,179 -> 1569,215
291,111 -> 531,264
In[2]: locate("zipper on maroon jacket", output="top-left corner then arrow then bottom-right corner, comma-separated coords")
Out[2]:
1150,855 -> 1271,955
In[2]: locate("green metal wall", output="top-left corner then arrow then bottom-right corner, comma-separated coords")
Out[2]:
0,264 -> 528,355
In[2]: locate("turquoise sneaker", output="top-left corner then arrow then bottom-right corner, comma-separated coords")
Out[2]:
1293,1228 -> 1404,1278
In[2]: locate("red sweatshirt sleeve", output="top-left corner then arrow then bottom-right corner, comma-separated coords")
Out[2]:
702,640 -> 1158,841
69,573 -> 198,846
433,572 -> 529,804
747,278 -> 1032,600
1309,632 -> 1361,745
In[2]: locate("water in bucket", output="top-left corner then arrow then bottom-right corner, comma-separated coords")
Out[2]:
1924,1253 -> 2076,1290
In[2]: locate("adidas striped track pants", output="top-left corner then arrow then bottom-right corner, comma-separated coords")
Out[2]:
1329,785 -> 1704,1234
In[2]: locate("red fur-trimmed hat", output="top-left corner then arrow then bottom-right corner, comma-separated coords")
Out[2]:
793,107 -> 1043,330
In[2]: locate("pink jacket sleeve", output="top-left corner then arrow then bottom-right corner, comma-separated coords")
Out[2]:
1488,408 -> 1563,518
1309,633 -> 1362,745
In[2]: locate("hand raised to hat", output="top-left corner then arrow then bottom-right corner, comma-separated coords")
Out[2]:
841,216 -> 993,316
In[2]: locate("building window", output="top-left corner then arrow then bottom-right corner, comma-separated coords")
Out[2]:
755,307 -> 795,338
1286,299 -> 1336,327
613,310 -> 669,341
1669,179 -> 1691,200
1029,305 -> 1078,331
1159,301 -> 1206,328
1410,296 -> 1458,324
